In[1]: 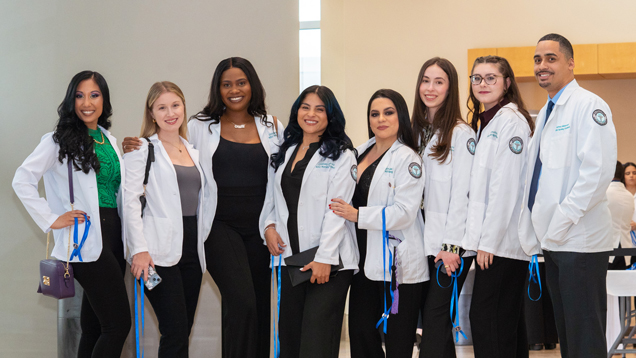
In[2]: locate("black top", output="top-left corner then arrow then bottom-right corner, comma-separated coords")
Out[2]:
352,143 -> 388,268
282,142 -> 321,254
174,164 -> 201,217
212,136 -> 269,224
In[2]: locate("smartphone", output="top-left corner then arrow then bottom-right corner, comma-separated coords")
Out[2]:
434,260 -> 447,275
144,266 -> 162,291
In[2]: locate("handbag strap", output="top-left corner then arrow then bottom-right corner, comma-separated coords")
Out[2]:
143,138 -> 154,189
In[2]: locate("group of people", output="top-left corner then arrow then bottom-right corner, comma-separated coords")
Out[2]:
13,32 -> 618,358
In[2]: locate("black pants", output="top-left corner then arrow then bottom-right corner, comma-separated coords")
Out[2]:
524,262 -> 558,346
145,216 -> 203,358
279,267 -> 353,358
71,207 -> 131,358
469,255 -> 528,358
206,219 -> 271,358
544,250 -> 610,358
420,256 -> 474,358
349,268 -> 426,358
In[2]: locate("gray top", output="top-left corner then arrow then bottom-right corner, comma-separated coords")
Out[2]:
174,165 -> 201,216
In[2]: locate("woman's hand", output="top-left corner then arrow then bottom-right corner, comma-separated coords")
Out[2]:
631,220 -> 636,232
434,251 -> 461,277
301,261 -> 331,284
265,226 -> 286,256
50,210 -> 89,229
476,250 -> 494,270
131,251 -> 154,281
330,198 -> 358,222
122,137 -> 143,154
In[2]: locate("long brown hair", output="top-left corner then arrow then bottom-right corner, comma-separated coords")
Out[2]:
141,81 -> 188,139
467,56 -> 534,135
411,57 -> 463,163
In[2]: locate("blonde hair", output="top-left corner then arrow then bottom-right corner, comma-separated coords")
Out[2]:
140,81 -> 188,139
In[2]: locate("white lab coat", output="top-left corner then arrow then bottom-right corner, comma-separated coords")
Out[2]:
356,138 -> 428,284
518,80 -> 617,255
421,122 -> 475,257
13,128 -> 127,262
187,115 -> 284,240
260,145 -> 359,270
462,103 -> 531,261
123,134 -> 208,272
606,181 -> 634,250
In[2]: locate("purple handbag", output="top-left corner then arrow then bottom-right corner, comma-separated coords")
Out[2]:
37,160 -> 78,299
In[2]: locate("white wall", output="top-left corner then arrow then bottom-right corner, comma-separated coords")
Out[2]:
322,0 -> 636,162
0,1 -> 298,357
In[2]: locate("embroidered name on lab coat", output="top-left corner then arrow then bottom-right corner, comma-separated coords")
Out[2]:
555,124 -> 570,132
385,168 -> 394,174
315,162 -> 335,169
487,131 -> 498,139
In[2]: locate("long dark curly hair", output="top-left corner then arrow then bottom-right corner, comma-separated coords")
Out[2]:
52,70 -> 112,173
271,85 -> 354,170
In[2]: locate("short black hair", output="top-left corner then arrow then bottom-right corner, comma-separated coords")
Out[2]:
538,33 -> 574,59
615,161 -> 625,182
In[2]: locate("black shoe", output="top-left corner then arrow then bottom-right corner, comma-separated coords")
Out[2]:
529,344 -> 543,351
544,343 -> 557,350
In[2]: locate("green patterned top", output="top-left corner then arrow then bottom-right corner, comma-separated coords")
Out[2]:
88,128 -> 121,208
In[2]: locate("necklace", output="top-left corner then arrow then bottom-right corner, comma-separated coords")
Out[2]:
225,117 -> 248,129
93,132 -> 105,145
301,145 -> 310,150
163,140 -> 183,153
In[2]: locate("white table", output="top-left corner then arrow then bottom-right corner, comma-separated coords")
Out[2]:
606,270 -> 636,357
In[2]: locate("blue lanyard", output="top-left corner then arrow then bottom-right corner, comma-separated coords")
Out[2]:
631,231 -> 636,246
436,257 -> 466,342
375,208 -> 394,334
69,214 -> 90,262
527,254 -> 542,301
271,255 -> 282,358
134,278 -> 145,358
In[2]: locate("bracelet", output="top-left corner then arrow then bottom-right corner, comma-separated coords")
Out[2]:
264,226 -> 275,233
441,244 -> 461,255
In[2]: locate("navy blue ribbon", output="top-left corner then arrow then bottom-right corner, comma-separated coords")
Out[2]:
69,214 -> 90,262
527,254 -> 542,301
134,277 -> 145,358
375,208 -> 394,334
271,255 -> 282,358
436,257 -> 466,342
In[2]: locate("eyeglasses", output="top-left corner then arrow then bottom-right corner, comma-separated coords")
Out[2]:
470,75 -> 504,85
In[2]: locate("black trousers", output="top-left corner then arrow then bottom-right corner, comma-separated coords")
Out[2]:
544,250 -> 610,358
279,267 -> 353,358
349,268 -> 426,358
145,216 -> 203,358
71,207 -> 131,358
469,255 -> 528,358
205,219 -> 271,358
419,256 -> 475,358
524,262 -> 558,345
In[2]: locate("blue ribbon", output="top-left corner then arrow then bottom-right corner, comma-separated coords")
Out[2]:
436,257 -> 466,342
134,277 -> 145,358
631,230 -> 636,247
527,254 -> 542,301
271,254 -> 282,358
375,208 -> 394,334
69,214 -> 90,262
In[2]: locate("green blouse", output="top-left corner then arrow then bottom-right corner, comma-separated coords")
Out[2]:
88,128 -> 121,208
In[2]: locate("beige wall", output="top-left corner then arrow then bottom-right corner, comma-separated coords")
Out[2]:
0,1 -> 297,357
322,0 -> 636,162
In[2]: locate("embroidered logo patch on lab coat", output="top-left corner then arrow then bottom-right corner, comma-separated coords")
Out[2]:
350,165 -> 357,181
408,162 -> 422,179
592,109 -> 607,126
467,138 -> 476,155
509,137 -> 523,154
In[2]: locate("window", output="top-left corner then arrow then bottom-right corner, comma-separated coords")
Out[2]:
299,0 -> 320,92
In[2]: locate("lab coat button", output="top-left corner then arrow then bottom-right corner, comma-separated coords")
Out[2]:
299,226 -> 304,231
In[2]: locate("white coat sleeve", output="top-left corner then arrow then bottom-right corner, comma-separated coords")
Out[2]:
478,118 -> 529,253
12,133 -> 62,232
314,152 -> 357,265
545,98 -> 616,243
358,150 -> 425,233
259,165 -> 278,242
441,127 -> 475,247
123,142 -> 150,257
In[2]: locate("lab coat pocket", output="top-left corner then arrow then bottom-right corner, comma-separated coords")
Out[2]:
544,206 -> 574,246
477,137 -> 497,169
143,216 -> 173,256
546,133 -> 572,169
